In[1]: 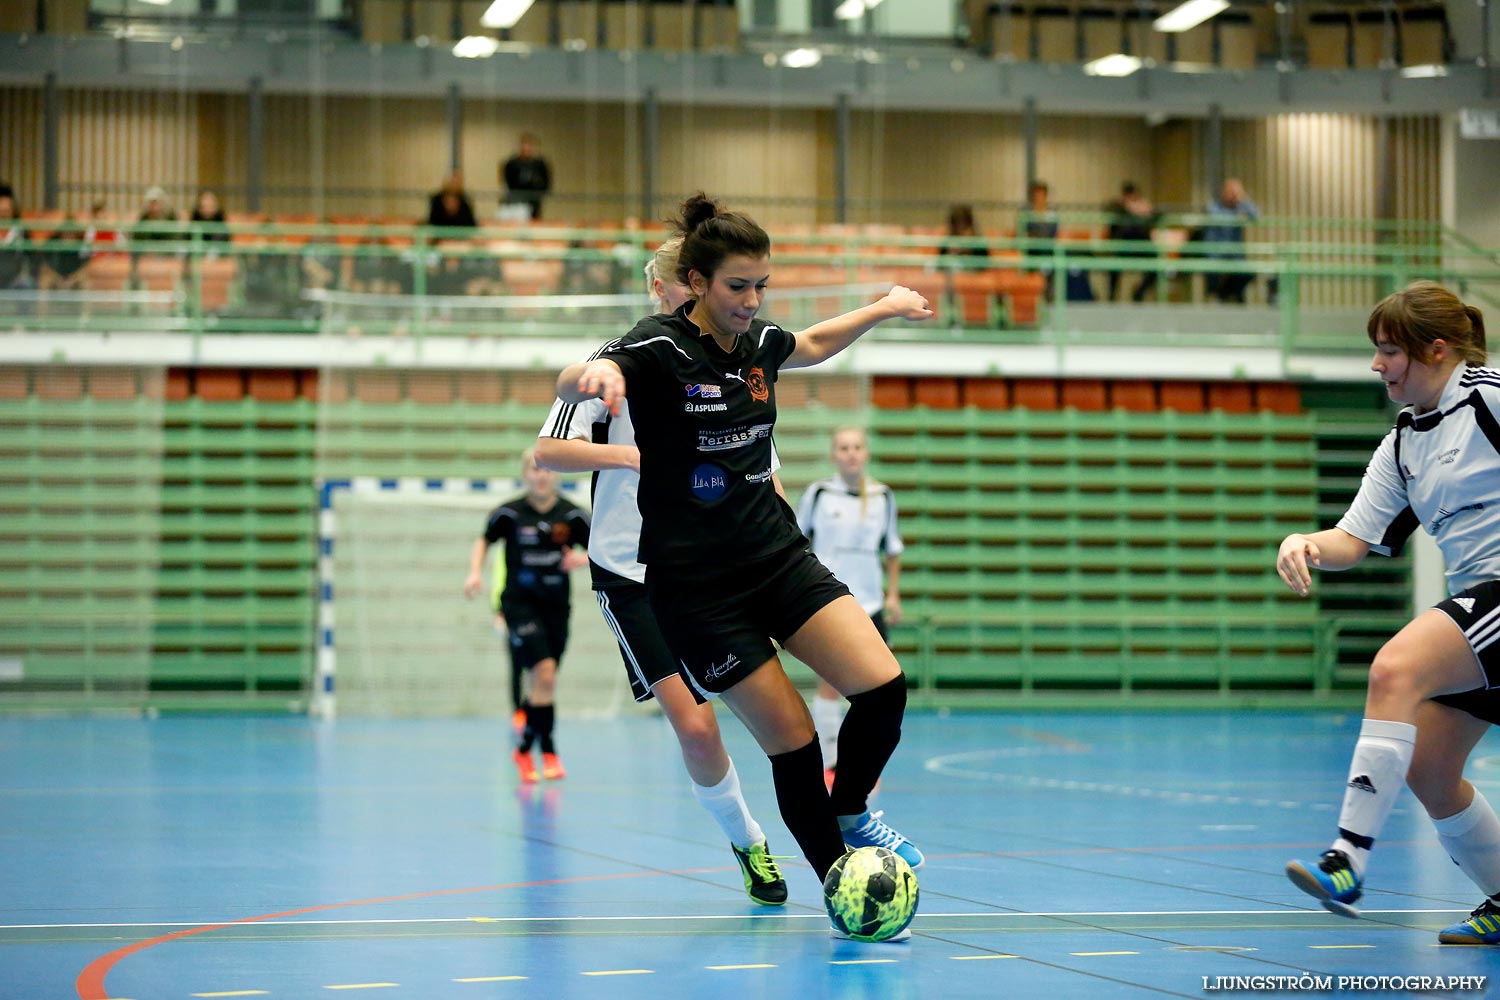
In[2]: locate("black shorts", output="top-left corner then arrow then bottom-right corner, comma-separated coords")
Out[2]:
1431,580 -> 1500,724
646,542 -> 851,702
595,582 -> 677,703
870,609 -> 890,645
500,596 -> 570,672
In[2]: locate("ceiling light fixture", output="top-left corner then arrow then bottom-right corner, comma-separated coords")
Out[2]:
480,0 -> 535,30
1153,0 -> 1230,33
1083,53 -> 1143,76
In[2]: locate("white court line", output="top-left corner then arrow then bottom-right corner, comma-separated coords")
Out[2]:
0,908 -> 1469,931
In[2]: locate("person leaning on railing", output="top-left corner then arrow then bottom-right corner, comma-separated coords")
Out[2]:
1201,178 -> 1259,304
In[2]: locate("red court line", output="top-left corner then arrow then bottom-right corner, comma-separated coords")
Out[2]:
75,867 -> 716,1000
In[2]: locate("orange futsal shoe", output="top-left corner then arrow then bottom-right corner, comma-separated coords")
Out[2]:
541,752 -> 567,780
512,748 -> 539,784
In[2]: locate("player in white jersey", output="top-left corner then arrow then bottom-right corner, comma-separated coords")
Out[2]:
796,427 -> 904,788
533,237 -> 788,905
1277,282 -> 1500,944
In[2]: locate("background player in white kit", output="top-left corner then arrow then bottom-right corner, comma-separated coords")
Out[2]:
796,427 -> 904,788
534,237 -> 789,904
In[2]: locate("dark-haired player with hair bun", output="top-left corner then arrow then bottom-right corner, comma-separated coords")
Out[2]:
555,194 -> 932,923
1277,282 -> 1500,944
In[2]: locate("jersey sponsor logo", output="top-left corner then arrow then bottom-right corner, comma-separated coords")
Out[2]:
685,383 -> 723,398
745,467 -> 774,483
697,423 -> 773,453
1456,597 -> 1477,613
746,366 -> 770,403
1440,448 -> 1461,464
685,401 -> 729,413
703,652 -> 742,681
691,463 -> 729,502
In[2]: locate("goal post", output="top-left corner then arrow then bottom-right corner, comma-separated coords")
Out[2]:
314,476 -> 630,719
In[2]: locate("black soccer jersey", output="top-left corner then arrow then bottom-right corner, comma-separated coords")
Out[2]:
599,306 -> 804,569
483,494 -> 590,606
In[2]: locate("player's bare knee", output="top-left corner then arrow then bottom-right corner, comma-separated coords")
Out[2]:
1365,648 -> 1424,708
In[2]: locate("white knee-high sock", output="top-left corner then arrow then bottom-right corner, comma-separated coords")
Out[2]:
811,693 -> 845,769
691,758 -> 765,850
1334,718 -> 1417,876
1434,788 -> 1500,899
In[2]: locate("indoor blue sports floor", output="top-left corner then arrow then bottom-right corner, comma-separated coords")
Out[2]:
5,709 -> 1500,1000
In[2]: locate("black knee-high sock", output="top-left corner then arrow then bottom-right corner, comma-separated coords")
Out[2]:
517,703 -> 535,752
769,739 -> 847,881
527,704 -> 555,754
510,664 -> 523,713
828,673 -> 906,818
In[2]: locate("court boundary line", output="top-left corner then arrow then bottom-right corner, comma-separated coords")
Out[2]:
28,906 -> 1471,934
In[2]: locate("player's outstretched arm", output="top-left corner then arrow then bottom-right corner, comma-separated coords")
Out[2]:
785,285 -> 933,369
1276,527 -> 1370,597
556,359 -> 625,412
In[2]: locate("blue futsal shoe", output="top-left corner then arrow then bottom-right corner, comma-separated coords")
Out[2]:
1439,898 -> 1500,945
839,809 -> 925,870
1286,849 -> 1362,918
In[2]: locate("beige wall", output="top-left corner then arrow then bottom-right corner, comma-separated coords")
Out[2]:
0,85 -> 1442,243
1220,113 -> 1442,306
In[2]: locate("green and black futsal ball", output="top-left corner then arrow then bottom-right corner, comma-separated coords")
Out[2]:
823,846 -> 920,941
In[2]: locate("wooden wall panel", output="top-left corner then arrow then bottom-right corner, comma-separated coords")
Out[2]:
0,87 -> 45,211
0,85 -> 1442,248
56,88 -> 200,218
1220,112 -> 1439,307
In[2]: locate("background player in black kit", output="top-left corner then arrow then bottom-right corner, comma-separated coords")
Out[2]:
464,451 -> 590,783
555,194 -> 931,921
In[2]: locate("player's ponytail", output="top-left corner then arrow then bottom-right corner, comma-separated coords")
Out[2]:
669,192 -> 770,289
1466,304 -> 1488,365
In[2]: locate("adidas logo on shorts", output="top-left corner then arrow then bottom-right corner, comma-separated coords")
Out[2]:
1347,774 -> 1376,794
1456,597 -> 1477,613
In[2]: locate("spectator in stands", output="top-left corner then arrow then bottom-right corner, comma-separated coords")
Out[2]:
427,172 -> 478,229
938,204 -> 988,259
1021,181 -> 1067,300
1021,180 -> 1058,241
1104,182 -> 1161,302
500,133 -> 551,221
189,189 -> 229,242
1203,177 -> 1259,303
134,185 -> 178,242
0,190 -> 35,290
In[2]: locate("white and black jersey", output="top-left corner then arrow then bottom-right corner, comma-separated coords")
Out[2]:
539,353 -> 782,589
598,306 -> 804,570
1339,362 -> 1500,594
797,476 -> 903,616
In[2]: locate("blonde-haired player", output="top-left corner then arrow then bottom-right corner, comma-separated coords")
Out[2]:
796,427 -> 904,788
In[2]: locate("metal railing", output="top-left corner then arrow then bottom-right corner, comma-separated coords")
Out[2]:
2,216 -> 1496,365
